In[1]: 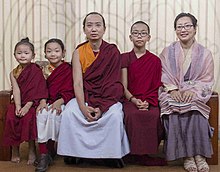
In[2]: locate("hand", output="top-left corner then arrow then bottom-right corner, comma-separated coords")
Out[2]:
50,101 -> 62,115
138,100 -> 149,110
170,90 -> 183,102
15,105 -> 21,117
36,101 -> 48,113
81,105 -> 99,122
182,90 -> 195,103
93,107 -> 102,120
19,105 -> 31,117
132,98 -> 149,110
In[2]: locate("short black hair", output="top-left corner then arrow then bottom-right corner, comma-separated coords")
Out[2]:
130,21 -> 150,34
83,12 -> 106,29
174,13 -> 197,30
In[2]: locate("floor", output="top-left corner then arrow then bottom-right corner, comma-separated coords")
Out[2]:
0,142 -> 219,172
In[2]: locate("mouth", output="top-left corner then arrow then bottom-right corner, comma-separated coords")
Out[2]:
136,40 -> 144,43
180,33 -> 188,37
91,34 -> 98,37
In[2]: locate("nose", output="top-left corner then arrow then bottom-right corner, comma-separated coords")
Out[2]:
51,51 -> 55,56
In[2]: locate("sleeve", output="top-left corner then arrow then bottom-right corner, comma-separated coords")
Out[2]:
121,53 -> 129,68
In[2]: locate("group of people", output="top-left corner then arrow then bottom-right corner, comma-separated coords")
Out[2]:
2,11 -> 214,172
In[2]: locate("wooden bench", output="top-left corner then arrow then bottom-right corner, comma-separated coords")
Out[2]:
0,90 -> 11,161
0,90 -> 219,164
207,91 -> 219,165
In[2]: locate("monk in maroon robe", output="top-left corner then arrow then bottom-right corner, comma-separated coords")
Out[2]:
121,21 -> 165,166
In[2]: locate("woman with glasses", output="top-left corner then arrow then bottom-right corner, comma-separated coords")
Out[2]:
159,13 -> 214,172
121,21 -> 166,166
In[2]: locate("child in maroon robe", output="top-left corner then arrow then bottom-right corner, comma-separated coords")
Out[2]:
121,21 -> 166,166
2,37 -> 48,165
35,38 -> 74,172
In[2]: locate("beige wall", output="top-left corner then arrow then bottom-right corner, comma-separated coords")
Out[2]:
0,0 -> 219,129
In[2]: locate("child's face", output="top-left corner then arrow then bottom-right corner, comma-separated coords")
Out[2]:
129,23 -> 151,48
14,44 -> 34,66
45,42 -> 65,67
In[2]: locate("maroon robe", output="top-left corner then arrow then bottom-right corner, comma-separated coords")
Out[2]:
47,62 -> 74,105
3,63 -> 48,146
121,50 -> 164,155
77,40 -> 123,113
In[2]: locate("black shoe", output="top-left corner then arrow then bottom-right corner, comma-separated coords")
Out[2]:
103,158 -> 125,168
63,156 -> 82,165
35,154 -> 52,172
49,151 -> 56,160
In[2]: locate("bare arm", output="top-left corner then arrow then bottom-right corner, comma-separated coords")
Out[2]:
121,68 -> 148,110
121,68 -> 133,100
10,72 -> 21,115
72,49 -> 98,122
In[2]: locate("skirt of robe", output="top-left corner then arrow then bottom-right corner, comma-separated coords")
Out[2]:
162,110 -> 213,161
57,98 -> 130,159
2,103 -> 37,146
123,101 -> 164,155
36,104 -> 64,143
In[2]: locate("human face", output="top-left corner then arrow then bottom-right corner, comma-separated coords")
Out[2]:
83,14 -> 105,41
14,44 -> 34,66
130,23 -> 150,48
175,16 -> 196,44
45,42 -> 65,67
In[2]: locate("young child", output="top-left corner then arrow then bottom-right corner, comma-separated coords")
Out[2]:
35,38 -> 74,172
2,37 -> 48,165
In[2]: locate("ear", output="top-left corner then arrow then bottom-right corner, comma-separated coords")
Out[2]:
62,49 -> 66,58
129,35 -> 132,41
32,52 -> 36,59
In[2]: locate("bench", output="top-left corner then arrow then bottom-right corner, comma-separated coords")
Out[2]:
0,90 -> 218,164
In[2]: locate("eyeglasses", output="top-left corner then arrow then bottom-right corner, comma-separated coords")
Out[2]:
131,31 -> 149,37
176,24 -> 194,31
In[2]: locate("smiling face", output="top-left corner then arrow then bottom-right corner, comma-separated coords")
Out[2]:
83,13 -> 106,41
175,16 -> 196,44
45,42 -> 65,67
129,23 -> 151,48
14,44 -> 35,66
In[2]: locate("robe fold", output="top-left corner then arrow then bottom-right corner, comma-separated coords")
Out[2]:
121,50 -> 164,154
81,41 -> 124,113
47,62 -> 74,105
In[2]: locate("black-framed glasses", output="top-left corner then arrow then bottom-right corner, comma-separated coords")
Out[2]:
131,31 -> 149,37
176,24 -> 194,31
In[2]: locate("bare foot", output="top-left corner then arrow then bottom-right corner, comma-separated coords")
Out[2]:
11,146 -> 20,163
27,156 -> 36,165
27,140 -> 37,165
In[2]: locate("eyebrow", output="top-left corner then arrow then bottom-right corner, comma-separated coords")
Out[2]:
132,30 -> 148,32
177,22 -> 192,25
86,22 -> 102,24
